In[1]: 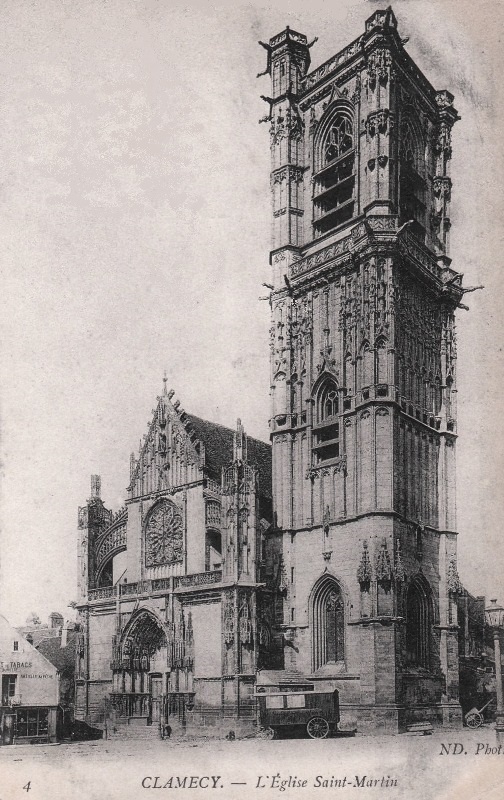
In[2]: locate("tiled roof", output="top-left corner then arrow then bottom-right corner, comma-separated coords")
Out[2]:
185,415 -> 272,499
17,627 -> 59,648
36,634 -> 78,674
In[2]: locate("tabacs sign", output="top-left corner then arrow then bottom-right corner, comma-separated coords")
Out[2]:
0,660 -> 33,671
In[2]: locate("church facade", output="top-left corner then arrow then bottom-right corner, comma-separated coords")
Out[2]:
76,8 -> 466,734
75,406 -> 275,736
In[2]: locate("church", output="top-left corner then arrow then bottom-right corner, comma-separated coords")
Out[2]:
75,7 -> 468,735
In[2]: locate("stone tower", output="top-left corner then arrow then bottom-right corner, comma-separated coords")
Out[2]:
261,7 -> 464,731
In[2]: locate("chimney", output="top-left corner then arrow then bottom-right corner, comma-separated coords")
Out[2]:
60,623 -> 68,648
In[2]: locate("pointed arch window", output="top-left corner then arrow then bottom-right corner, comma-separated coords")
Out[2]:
290,373 -> 299,419
359,342 -> 374,390
312,577 -> 345,671
313,379 -> 340,464
376,338 -> 388,385
324,116 -> 353,162
445,375 -> 454,428
314,110 -> 356,236
405,577 -> 433,669
399,119 -> 426,241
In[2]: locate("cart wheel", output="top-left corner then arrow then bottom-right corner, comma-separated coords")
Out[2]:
307,717 -> 330,739
466,713 -> 483,729
259,726 -> 275,740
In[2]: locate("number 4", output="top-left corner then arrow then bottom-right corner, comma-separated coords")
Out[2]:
23,782 -> 31,792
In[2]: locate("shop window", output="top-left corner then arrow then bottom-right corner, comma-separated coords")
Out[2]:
313,111 -> 355,236
2,674 -> 16,706
15,708 -> 49,739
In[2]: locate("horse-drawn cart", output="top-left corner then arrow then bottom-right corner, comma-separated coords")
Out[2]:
255,689 -> 339,739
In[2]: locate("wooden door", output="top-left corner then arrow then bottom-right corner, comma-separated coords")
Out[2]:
150,676 -> 163,723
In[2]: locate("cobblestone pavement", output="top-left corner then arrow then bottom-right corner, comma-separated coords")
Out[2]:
1,725 -> 504,800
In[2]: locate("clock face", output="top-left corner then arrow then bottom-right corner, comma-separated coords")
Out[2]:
145,499 -> 183,567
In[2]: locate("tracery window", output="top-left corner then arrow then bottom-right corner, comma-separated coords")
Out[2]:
312,578 -> 345,671
313,111 -> 356,236
312,379 -> 340,464
323,116 -> 353,162
399,121 -> 426,241
405,577 -> 432,669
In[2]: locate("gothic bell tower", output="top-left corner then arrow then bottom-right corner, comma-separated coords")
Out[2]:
261,7 -> 464,731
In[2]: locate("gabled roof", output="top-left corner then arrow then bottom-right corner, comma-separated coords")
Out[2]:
16,626 -> 59,648
129,382 -> 272,501
0,614 -> 59,677
185,414 -> 272,499
37,634 -> 78,675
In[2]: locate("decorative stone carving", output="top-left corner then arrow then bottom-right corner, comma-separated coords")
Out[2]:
144,499 -> 183,567
366,109 -> 394,137
239,599 -> 253,644
78,507 -> 88,529
366,48 -> 392,89
351,74 -> 361,105
434,122 -> 452,159
375,539 -> 393,585
357,541 -> 372,588
435,90 -> 454,109
223,592 -> 235,645
96,524 -> 127,568
323,505 -> 331,535
290,223 -> 365,278
317,343 -> 338,375
270,107 -> 305,145
277,557 -> 289,595
394,540 -> 406,583
433,176 -> 452,200
306,456 -> 346,480
446,556 -> 463,595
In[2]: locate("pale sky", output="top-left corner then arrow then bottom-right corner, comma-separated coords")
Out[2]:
1,0 -> 503,625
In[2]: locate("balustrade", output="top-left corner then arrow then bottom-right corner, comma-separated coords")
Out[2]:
88,586 -> 117,601
90,571 -> 222,602
175,570 -> 222,588
152,578 -> 171,591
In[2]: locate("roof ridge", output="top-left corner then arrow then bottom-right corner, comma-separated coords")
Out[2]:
185,412 -> 271,448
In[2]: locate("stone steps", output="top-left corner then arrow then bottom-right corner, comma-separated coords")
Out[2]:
107,719 -> 162,740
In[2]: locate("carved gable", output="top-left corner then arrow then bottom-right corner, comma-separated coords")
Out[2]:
128,392 -> 204,499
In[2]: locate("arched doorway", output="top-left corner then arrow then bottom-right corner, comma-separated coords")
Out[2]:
112,610 -> 168,722
311,576 -> 345,672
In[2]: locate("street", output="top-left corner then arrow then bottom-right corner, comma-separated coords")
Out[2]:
1,725 -> 504,800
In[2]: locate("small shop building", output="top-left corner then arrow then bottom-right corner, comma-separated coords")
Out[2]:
0,614 -> 59,744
